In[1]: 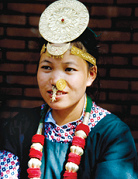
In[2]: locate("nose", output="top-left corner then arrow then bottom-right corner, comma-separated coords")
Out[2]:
49,70 -> 64,87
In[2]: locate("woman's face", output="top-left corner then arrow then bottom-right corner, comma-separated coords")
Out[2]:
37,49 -> 96,111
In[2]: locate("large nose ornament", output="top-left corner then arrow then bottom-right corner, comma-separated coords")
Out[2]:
51,79 -> 66,102
56,79 -> 66,91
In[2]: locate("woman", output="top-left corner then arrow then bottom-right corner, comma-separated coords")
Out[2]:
0,0 -> 137,178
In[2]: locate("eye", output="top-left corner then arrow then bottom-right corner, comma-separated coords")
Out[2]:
65,68 -> 76,72
41,66 -> 52,70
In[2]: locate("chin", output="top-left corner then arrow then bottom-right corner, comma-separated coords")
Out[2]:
49,103 -> 66,110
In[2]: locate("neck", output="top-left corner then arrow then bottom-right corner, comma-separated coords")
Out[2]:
51,95 -> 85,126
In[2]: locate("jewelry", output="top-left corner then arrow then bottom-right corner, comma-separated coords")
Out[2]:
71,46 -> 96,66
40,44 -> 96,66
40,43 -> 70,58
39,0 -> 89,44
51,86 -> 58,102
56,79 -> 66,91
27,96 -> 92,179
63,96 -> 92,178
40,44 -> 46,55
51,79 -> 67,102
27,106 -> 47,179
47,42 -> 70,56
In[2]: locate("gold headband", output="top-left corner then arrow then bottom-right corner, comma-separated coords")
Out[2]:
40,44 -> 96,66
40,44 -> 46,55
70,46 -> 96,66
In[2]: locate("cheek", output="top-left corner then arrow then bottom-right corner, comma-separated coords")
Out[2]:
68,73 -> 88,90
37,71 -> 47,89
37,71 -> 42,86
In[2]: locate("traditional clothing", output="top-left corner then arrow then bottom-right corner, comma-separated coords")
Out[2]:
1,101 -> 137,178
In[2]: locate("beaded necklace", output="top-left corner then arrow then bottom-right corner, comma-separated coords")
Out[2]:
27,96 -> 92,179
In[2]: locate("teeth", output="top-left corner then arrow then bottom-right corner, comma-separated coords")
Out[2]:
49,91 -> 63,95
57,92 -> 62,95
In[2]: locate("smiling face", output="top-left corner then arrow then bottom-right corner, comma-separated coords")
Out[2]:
37,49 -> 96,112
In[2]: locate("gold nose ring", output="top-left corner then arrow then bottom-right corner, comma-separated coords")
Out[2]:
56,79 -> 66,91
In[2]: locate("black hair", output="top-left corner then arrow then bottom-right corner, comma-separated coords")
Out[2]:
73,27 -> 99,60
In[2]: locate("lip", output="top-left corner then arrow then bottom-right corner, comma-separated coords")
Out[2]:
47,90 -> 67,97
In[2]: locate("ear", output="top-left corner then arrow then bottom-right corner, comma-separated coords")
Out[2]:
86,65 -> 97,87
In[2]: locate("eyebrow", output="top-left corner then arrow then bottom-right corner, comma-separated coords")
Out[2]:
40,59 -> 78,66
62,61 -> 78,66
40,59 -> 52,64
